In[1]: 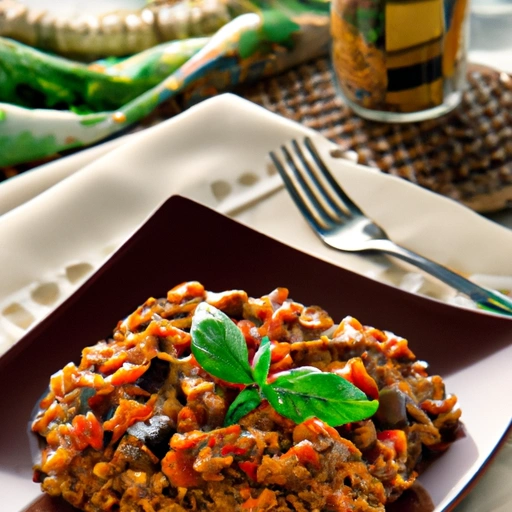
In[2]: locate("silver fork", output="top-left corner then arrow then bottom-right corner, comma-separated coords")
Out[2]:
270,136 -> 512,316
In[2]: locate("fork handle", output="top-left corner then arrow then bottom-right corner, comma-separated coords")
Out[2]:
369,239 -> 512,315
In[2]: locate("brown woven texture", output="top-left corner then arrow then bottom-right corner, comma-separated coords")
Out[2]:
237,57 -> 512,213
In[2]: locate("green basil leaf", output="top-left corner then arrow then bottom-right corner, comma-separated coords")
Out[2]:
263,367 -> 379,426
224,387 -> 262,426
191,303 -> 254,384
252,336 -> 271,387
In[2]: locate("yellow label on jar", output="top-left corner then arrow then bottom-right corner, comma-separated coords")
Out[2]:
385,0 -> 444,52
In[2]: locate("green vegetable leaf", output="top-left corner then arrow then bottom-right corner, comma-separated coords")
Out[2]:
224,387 -> 262,426
238,8 -> 300,59
239,29 -> 262,59
261,10 -> 300,46
191,302 -> 254,384
263,367 -> 379,426
190,304 -> 378,428
252,336 -> 271,387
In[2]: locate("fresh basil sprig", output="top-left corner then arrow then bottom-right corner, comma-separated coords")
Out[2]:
224,387 -> 262,426
190,303 -> 378,426
190,302 -> 254,384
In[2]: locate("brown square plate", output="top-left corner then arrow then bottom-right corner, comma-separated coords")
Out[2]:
1,196 -> 511,512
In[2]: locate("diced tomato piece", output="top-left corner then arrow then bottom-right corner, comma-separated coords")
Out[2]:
282,440 -> 321,469
379,336 -> 415,360
106,362 -> 149,386
162,450 -> 202,488
171,431 -> 209,451
269,340 -> 291,363
334,357 -> 379,400
238,461 -> 259,481
103,395 -> 156,443
98,351 -> 128,374
69,412 -> 104,451
268,354 -> 293,374
220,444 -> 247,457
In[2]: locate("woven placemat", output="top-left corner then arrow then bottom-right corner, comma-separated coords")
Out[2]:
236,57 -> 512,213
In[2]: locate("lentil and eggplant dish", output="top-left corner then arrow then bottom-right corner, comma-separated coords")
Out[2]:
31,281 -> 461,511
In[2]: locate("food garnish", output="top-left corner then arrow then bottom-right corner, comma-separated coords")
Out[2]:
191,302 -> 378,427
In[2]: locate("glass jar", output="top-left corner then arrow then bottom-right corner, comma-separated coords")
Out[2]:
330,0 -> 470,122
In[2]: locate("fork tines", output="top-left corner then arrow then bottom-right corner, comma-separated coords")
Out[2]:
269,137 -> 361,233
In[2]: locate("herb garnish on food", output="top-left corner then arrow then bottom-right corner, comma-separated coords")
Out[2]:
191,303 -> 379,427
